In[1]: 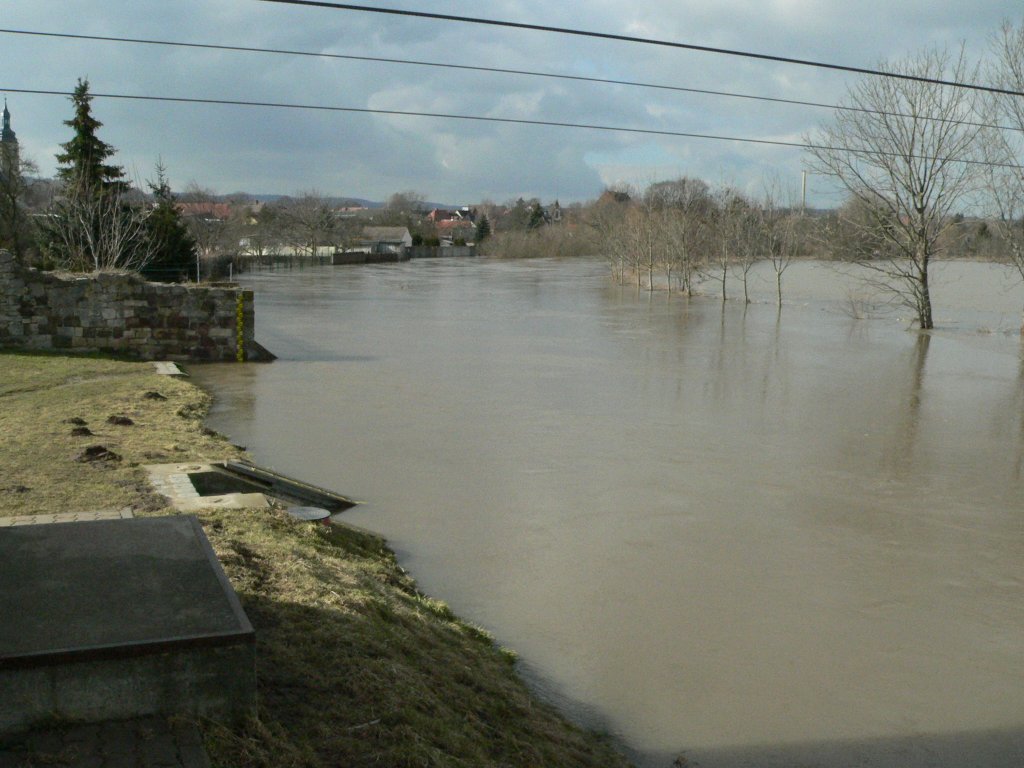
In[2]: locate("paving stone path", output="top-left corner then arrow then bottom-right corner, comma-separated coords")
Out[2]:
0,509 -> 134,527
0,717 -> 210,768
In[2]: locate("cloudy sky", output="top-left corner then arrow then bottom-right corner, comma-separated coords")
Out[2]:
1,1 -> 1018,206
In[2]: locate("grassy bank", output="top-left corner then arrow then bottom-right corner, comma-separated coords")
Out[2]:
0,351 -> 632,768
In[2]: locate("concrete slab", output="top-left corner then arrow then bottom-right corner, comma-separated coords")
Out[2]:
152,362 -> 187,376
145,463 -> 270,512
0,516 -> 255,735
145,461 -> 357,514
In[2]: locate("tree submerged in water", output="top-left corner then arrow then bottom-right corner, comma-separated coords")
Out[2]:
805,46 -> 986,330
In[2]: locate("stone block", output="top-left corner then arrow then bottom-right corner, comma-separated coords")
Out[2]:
166,314 -> 190,330
0,515 -> 255,737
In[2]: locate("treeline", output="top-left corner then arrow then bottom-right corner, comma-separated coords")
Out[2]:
590,179 -> 803,305
479,178 -> 1008,306
486,19 -> 1024,328
0,81 -> 383,281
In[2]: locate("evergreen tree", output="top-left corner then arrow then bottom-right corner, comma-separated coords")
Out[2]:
475,214 -> 491,243
527,201 -> 546,230
141,161 -> 197,282
507,198 -> 531,229
41,79 -> 153,272
56,78 -> 129,195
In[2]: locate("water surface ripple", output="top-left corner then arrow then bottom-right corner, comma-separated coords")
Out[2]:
193,258 -> 1024,768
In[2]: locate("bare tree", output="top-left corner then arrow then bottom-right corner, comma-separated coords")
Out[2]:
587,187 -> 634,284
180,182 -> 234,261
983,19 -> 1024,328
627,198 -> 659,290
239,222 -> 282,261
386,190 -> 425,215
44,174 -> 154,272
0,146 -> 38,262
283,190 -> 338,258
805,45 -> 987,329
760,178 -> 801,306
727,192 -> 763,304
703,187 -> 750,302
645,177 -> 713,295
378,189 -> 427,230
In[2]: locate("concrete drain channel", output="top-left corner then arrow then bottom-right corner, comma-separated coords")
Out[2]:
146,460 -> 358,523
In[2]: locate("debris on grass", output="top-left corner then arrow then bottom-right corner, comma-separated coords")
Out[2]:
76,445 -> 122,463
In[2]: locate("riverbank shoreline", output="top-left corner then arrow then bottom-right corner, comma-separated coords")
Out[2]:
0,350 -> 633,768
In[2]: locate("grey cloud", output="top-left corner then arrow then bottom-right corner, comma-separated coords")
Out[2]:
2,0 -> 1018,204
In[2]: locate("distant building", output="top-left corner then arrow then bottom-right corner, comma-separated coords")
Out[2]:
335,204 -> 370,218
177,202 -> 233,221
427,208 -> 455,223
435,219 -> 475,244
427,207 -> 475,223
357,226 -> 413,254
1,99 -> 19,176
1,101 -> 17,147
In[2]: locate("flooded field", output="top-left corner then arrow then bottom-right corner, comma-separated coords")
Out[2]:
193,258 -> 1024,767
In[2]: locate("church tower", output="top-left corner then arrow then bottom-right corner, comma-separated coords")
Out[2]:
0,99 -> 18,173
1,100 -> 16,145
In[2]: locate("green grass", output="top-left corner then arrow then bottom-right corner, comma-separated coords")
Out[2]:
0,351 -> 633,768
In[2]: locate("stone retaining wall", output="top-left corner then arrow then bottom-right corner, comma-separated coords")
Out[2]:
0,250 -> 266,362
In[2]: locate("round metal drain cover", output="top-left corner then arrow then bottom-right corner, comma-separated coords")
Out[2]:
287,506 -> 331,522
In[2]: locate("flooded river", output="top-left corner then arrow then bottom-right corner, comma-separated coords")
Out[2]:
192,258 -> 1024,768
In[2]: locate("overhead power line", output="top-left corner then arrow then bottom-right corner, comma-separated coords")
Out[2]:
4,85 -> 1022,171
256,0 -> 1024,98
2,28 -> 1018,135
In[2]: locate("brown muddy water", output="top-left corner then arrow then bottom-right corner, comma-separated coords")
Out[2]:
192,258 -> 1024,768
